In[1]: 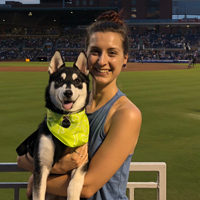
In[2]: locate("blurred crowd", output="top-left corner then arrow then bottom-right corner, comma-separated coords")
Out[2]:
0,25 -> 199,62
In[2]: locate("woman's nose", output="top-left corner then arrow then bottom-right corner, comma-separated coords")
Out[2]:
98,53 -> 107,66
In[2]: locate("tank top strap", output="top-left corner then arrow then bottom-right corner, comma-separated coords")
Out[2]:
87,89 -> 125,121
97,89 -> 125,117
87,90 -> 125,141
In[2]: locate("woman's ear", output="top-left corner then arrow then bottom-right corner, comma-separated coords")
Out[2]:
123,54 -> 128,68
124,54 -> 128,64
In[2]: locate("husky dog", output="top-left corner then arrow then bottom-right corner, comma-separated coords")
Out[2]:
16,51 -> 90,200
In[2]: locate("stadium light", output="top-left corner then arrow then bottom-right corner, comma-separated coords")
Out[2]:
66,0 -> 72,4
28,12 -> 32,17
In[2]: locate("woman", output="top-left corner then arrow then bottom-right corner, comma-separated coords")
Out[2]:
17,10 -> 142,200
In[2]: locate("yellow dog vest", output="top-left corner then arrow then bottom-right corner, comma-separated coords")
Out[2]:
47,109 -> 89,147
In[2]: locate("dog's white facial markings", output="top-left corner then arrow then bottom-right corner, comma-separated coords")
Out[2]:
72,73 -> 78,80
49,76 -> 87,112
61,73 -> 66,80
70,82 -> 87,112
49,82 -> 66,110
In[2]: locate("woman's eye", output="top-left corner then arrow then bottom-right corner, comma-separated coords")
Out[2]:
108,51 -> 117,56
90,51 -> 99,56
89,48 -> 100,56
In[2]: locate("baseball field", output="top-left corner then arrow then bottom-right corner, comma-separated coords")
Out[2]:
0,61 -> 199,200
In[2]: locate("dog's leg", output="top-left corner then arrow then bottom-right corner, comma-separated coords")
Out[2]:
33,134 -> 55,200
67,163 -> 87,200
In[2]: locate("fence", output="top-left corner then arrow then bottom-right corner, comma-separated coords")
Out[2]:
127,162 -> 166,200
0,162 -> 166,200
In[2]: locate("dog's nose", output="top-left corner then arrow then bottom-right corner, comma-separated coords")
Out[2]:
64,90 -> 73,98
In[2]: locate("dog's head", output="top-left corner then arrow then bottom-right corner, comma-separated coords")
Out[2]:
45,51 -> 89,114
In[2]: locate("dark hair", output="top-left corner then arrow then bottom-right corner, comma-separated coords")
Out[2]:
86,10 -> 129,55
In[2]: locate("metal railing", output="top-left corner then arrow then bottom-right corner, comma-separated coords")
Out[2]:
0,162 -> 27,200
127,162 -> 167,200
0,162 -> 166,200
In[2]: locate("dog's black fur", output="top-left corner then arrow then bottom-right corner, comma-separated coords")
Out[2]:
16,51 -> 89,200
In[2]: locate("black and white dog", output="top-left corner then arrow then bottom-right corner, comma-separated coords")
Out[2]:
16,51 -> 90,200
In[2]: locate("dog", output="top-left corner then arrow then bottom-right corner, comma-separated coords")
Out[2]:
16,51 -> 90,200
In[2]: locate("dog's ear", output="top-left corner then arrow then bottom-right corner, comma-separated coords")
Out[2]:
74,51 -> 89,75
48,51 -> 64,74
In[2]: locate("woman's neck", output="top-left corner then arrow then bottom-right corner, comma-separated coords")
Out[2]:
88,80 -> 118,113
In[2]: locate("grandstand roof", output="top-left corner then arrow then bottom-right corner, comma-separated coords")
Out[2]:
126,18 -> 200,26
0,7 -> 116,26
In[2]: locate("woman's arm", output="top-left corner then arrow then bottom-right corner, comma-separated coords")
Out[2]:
81,103 -> 142,197
17,144 -> 88,174
51,144 -> 88,174
46,103 -> 142,198
17,145 -> 88,198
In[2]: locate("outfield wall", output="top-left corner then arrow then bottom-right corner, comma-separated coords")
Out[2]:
129,59 -> 189,63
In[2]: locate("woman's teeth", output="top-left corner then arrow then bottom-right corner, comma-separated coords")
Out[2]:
96,68 -> 110,73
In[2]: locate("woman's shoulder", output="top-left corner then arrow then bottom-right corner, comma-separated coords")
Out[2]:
104,95 -> 142,134
114,95 -> 142,122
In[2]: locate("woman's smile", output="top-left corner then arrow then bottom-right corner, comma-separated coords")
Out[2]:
93,66 -> 112,75
87,31 -> 128,86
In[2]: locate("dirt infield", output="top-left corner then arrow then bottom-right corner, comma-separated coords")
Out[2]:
0,63 -> 188,72
123,62 -> 188,71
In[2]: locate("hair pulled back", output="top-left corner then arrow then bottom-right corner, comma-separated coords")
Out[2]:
86,10 -> 129,55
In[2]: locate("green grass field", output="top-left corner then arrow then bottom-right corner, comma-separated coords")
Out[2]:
0,62 -> 200,200
0,61 -> 74,67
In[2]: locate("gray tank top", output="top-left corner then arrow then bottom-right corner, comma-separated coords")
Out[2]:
82,90 -> 132,200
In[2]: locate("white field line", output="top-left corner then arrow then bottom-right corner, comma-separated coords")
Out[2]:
187,113 -> 200,120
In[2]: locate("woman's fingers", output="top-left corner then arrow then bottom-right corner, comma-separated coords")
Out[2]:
74,143 -> 88,158
51,144 -> 88,174
71,144 -> 88,166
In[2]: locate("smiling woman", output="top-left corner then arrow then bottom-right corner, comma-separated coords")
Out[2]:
16,10 -> 142,200
86,31 -> 128,88
42,10 -> 141,200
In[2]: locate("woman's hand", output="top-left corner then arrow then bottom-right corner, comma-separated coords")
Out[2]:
17,153 -> 34,172
17,144 -> 88,174
51,144 -> 88,174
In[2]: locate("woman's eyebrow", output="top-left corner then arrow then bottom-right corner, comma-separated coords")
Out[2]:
90,46 -> 100,51
89,46 -> 120,52
108,47 -> 120,52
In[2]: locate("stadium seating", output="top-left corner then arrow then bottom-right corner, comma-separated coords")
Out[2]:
0,25 -> 199,62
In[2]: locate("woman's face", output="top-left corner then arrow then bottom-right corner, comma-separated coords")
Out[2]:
87,31 -> 128,87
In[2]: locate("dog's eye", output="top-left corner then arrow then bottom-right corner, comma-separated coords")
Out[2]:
56,78 -> 63,84
74,78 -> 81,85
